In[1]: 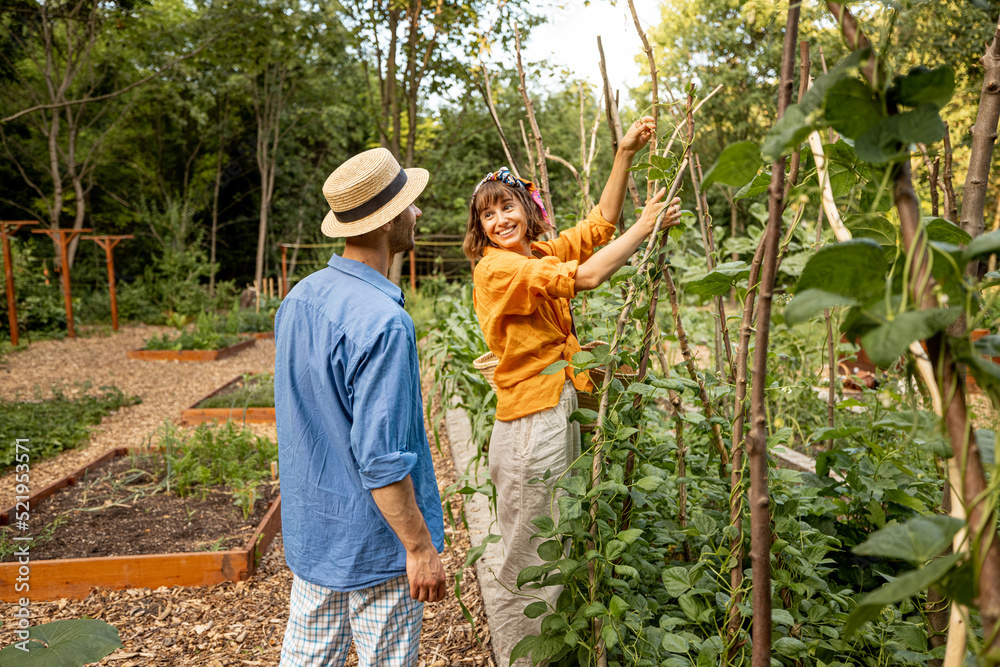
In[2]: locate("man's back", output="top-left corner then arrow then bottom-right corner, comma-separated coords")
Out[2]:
274,254 -> 443,592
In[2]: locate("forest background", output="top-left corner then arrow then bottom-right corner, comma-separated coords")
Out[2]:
0,0 -> 998,335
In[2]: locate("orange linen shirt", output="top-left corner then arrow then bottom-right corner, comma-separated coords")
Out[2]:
473,206 -> 618,421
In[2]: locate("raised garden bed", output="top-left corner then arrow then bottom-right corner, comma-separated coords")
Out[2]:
126,337 -> 256,362
251,331 -> 274,340
0,443 -> 281,602
182,374 -> 276,425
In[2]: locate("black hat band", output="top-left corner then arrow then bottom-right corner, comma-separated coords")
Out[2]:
333,169 -> 408,223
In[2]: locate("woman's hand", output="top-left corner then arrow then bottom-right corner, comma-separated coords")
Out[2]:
635,188 -> 681,235
619,116 -> 656,157
575,189 -> 683,292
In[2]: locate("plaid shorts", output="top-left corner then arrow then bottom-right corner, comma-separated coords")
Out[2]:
279,573 -> 423,667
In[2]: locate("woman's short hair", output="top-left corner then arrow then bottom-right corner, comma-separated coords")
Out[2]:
462,181 -> 548,260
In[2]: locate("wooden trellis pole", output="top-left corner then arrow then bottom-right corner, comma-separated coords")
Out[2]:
32,228 -> 91,338
280,244 -> 288,297
1,220 -> 39,346
82,235 -> 133,331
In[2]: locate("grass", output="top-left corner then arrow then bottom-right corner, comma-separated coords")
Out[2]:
0,385 -> 141,471
198,373 -> 274,409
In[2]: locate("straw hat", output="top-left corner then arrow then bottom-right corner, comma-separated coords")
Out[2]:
321,148 -> 428,238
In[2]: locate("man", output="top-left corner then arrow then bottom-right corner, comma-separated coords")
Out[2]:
275,148 -> 446,667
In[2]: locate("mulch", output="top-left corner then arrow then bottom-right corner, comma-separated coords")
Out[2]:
0,326 -> 495,666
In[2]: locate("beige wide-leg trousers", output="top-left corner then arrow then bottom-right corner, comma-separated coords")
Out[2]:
488,380 -> 581,667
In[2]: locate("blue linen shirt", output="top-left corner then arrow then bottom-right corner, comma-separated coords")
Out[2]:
274,253 -> 445,592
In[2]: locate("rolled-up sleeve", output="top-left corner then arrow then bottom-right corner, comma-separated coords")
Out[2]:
531,206 -> 617,262
349,326 -> 419,490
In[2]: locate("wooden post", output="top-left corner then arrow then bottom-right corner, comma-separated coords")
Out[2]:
32,228 -> 90,338
280,245 -> 288,297
409,249 -> 416,291
83,235 -> 133,331
1,221 -> 39,346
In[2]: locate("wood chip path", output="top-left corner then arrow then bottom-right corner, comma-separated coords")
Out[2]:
0,326 -> 494,666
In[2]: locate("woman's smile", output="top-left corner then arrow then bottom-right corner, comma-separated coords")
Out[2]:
481,198 -> 531,255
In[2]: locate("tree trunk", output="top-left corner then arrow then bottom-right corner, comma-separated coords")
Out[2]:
746,5 -> 800,666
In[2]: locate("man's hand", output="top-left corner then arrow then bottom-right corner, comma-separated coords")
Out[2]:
619,115 -> 656,156
406,544 -> 447,602
371,476 -> 448,603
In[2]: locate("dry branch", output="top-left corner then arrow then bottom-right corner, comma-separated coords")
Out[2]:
961,13 -> 1000,273
479,65 -> 521,179
747,5 -> 800,666
625,0 -> 658,197
513,23 -> 555,224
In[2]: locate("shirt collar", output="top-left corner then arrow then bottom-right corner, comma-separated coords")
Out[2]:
327,253 -> 405,307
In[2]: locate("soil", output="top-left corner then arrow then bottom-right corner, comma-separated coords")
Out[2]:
2,453 -> 278,561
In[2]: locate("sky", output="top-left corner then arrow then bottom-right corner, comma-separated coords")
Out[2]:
520,0 -> 664,95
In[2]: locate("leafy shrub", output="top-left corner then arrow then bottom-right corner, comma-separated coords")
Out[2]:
0,386 -> 141,470
142,311 -> 243,350
149,421 -> 277,519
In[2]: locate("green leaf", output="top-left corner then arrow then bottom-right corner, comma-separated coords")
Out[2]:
609,595 -> 629,618
571,350 -> 595,366
662,634 -> 691,654
661,567 -> 691,597
537,540 -> 564,562
853,515 -> 964,564
859,308 -> 961,366
793,239 -> 887,301
691,513 -> 718,537
464,533 -> 502,568
784,289 -> 858,326
517,565 -> 552,588
510,635 -> 541,664
583,601 -> 609,618
924,217 -> 972,246
845,553 -> 962,636
762,104 -> 812,163
773,637 -> 809,658
733,171 -> 771,201
977,429 -> 995,466
685,261 -> 751,296
635,475 -> 663,492
772,608 -> 795,627
524,601 -> 549,619
701,141 -> 761,190
541,360 -> 569,375
604,539 -> 626,560
0,620 -> 123,667
845,214 -> 897,250
963,229 -> 1000,262
568,408 -> 599,425
617,528 -> 644,544
894,66 -> 955,110
824,77 -> 883,139
855,105 -> 946,164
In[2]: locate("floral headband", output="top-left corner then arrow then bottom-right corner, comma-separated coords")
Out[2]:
473,167 -> 553,228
